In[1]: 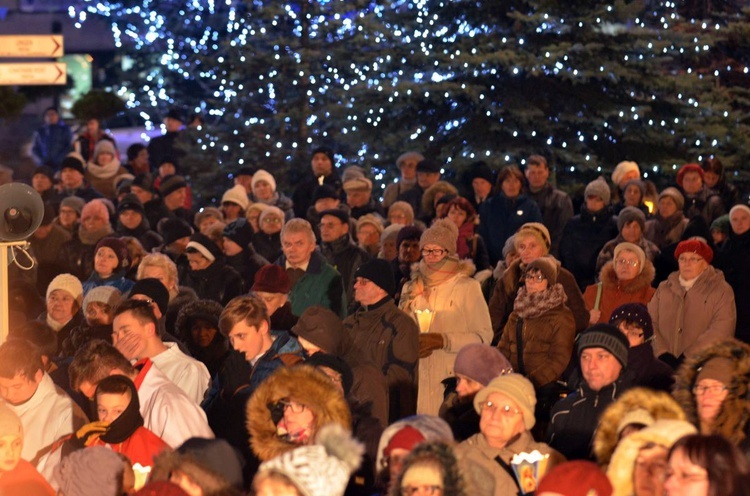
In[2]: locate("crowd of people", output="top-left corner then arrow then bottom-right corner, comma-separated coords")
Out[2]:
1,107 -> 750,495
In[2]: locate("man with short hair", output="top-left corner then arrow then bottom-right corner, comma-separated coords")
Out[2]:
0,339 -> 87,466
53,152 -> 103,203
126,143 -> 150,175
343,176 -> 384,220
275,218 -> 347,317
525,155 -> 574,257
391,226 -> 423,301
383,151 -> 424,209
32,107 -> 72,170
320,209 -> 371,308
112,299 -> 210,404
69,339 -> 213,448
546,324 -> 632,460
292,146 -> 343,219
345,258 -> 419,421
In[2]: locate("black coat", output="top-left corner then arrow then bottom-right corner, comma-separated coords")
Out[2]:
225,247 -> 269,289
716,229 -> 750,343
115,219 -> 164,252
559,206 -> 619,290
292,171 -> 343,219
321,234 -> 371,309
182,259 -> 245,305
252,232 -> 282,264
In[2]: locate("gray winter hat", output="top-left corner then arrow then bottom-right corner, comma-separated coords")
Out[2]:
585,176 -> 611,205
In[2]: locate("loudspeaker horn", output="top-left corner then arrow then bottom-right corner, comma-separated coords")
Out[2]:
0,183 -> 44,241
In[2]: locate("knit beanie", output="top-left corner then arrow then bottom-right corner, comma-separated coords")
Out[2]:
129,278 -> 170,316
258,424 -> 363,496
525,257 -> 558,285
696,357 -> 734,386
252,265 -> 292,294
47,273 -> 84,306
383,426 -> 425,457
93,140 -> 117,161
312,146 -> 335,167
389,201 -> 415,225
502,235 -> 517,258
33,165 -> 55,182
95,236 -> 130,270
397,225 -> 423,249
537,461 -> 613,496
710,214 -> 731,236
577,324 -> 630,368
251,169 -> 277,194
54,446 -> 124,496
223,218 -> 254,249
306,352 -> 354,396
312,184 -> 339,203
674,238 -> 713,264
469,161 -> 496,185
343,177 -> 373,193
83,286 -> 122,312
454,343 -> 513,386
514,222 -> 551,253
342,165 -> 366,184
0,403 -> 22,438
194,206 -> 224,228
131,174 -> 154,193
173,438 -> 244,490
291,306 -> 344,353
585,176 -> 611,205
81,199 -> 110,222
419,218 -> 459,255
221,184 -> 250,211
61,152 -> 86,175
117,193 -> 145,215
658,187 -> 685,211
613,242 -> 646,275
609,303 -> 653,340
676,163 -> 704,188
353,258 -> 395,296
60,196 -> 85,216
357,214 -> 384,234
159,174 -> 188,198
622,179 -> 646,198
473,374 -> 537,430
186,232 -> 223,262
617,206 -> 646,233
611,161 -> 640,187
158,218 -> 194,246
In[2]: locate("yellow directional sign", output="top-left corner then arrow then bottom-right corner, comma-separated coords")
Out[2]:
0,35 -> 64,58
0,62 -> 67,85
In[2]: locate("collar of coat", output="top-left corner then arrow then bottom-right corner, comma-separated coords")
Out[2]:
599,259 -> 655,293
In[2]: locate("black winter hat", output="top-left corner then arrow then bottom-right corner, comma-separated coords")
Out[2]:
577,324 -> 630,368
33,165 -> 55,182
222,218 -> 254,249
312,146 -> 335,166
174,438 -> 244,489
157,218 -> 194,246
319,208 -> 350,225
165,108 -> 185,123
186,232 -> 223,262
469,161 -> 495,185
416,159 -> 441,174
61,154 -> 85,175
306,353 -> 354,396
354,258 -> 396,296
131,174 -> 154,193
117,194 -> 145,215
609,303 -> 653,340
159,174 -> 188,198
313,184 -> 339,203
129,278 -> 170,316
396,225 -> 424,249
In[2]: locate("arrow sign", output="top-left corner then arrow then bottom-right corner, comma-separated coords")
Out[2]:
0,62 -> 66,85
0,35 -> 64,58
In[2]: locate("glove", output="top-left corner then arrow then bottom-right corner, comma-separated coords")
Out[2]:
419,333 -> 445,358
658,353 -> 681,370
73,421 -> 110,447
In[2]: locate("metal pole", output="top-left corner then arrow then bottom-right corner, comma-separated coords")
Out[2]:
0,241 -> 31,344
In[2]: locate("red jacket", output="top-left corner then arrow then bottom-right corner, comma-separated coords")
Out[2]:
0,459 -> 55,495
91,426 -> 169,467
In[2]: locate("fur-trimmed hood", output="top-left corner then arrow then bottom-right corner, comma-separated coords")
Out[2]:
606,419 -> 697,496
247,364 -> 352,462
673,338 -> 750,444
598,258 -> 655,294
593,387 -> 687,467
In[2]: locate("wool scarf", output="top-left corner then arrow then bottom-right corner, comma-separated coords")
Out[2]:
456,221 -> 475,260
513,283 -> 567,319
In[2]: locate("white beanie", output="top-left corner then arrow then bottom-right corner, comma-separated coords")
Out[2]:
611,161 -> 640,187
251,169 -> 277,194
221,184 -> 250,211
47,274 -> 84,306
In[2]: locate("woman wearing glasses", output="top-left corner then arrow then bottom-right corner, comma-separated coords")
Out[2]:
648,239 -> 736,369
673,339 -> 750,445
595,207 -> 660,276
398,219 -> 493,416
455,374 -> 565,496
584,242 -> 656,325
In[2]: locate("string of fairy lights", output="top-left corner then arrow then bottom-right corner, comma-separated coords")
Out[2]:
69,1 -> 748,186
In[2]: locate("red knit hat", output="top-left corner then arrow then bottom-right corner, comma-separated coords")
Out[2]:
674,239 -> 713,264
676,163 -> 704,188
252,265 -> 292,294
537,461 -> 612,496
383,426 -> 425,457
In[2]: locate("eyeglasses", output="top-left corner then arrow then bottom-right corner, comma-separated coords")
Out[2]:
524,273 -> 545,282
692,384 -> 728,395
278,399 -> 307,414
421,248 -> 447,256
263,218 -> 283,224
400,485 -> 443,496
678,256 -> 704,264
481,400 -> 521,417
616,258 -> 639,267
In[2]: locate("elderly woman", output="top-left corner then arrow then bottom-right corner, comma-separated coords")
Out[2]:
251,169 -> 294,220
498,258 -> 575,392
673,339 -> 750,446
479,165 -> 543,265
585,242 -> 656,325
596,207 -> 660,275
58,199 -> 114,281
644,188 -> 688,250
39,273 -> 84,355
440,197 -> 490,273
252,206 -> 284,262
455,374 -> 565,495
648,239 -> 735,369
715,204 -> 750,344
489,223 -> 589,342
398,219 -> 493,415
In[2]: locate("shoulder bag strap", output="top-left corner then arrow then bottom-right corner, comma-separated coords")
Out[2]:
594,282 -> 603,311
494,456 -> 523,496
515,317 -> 526,376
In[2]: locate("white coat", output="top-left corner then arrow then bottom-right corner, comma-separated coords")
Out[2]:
151,342 -> 211,405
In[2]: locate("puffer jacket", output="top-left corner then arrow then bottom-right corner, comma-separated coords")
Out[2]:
649,265 -> 736,359
583,260 -> 656,324
673,339 -> 750,446
498,285 -> 576,388
246,364 -> 352,462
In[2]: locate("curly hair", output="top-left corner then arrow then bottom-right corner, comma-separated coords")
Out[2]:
389,442 -> 466,496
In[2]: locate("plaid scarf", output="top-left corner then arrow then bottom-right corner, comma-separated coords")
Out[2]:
513,283 -> 567,319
